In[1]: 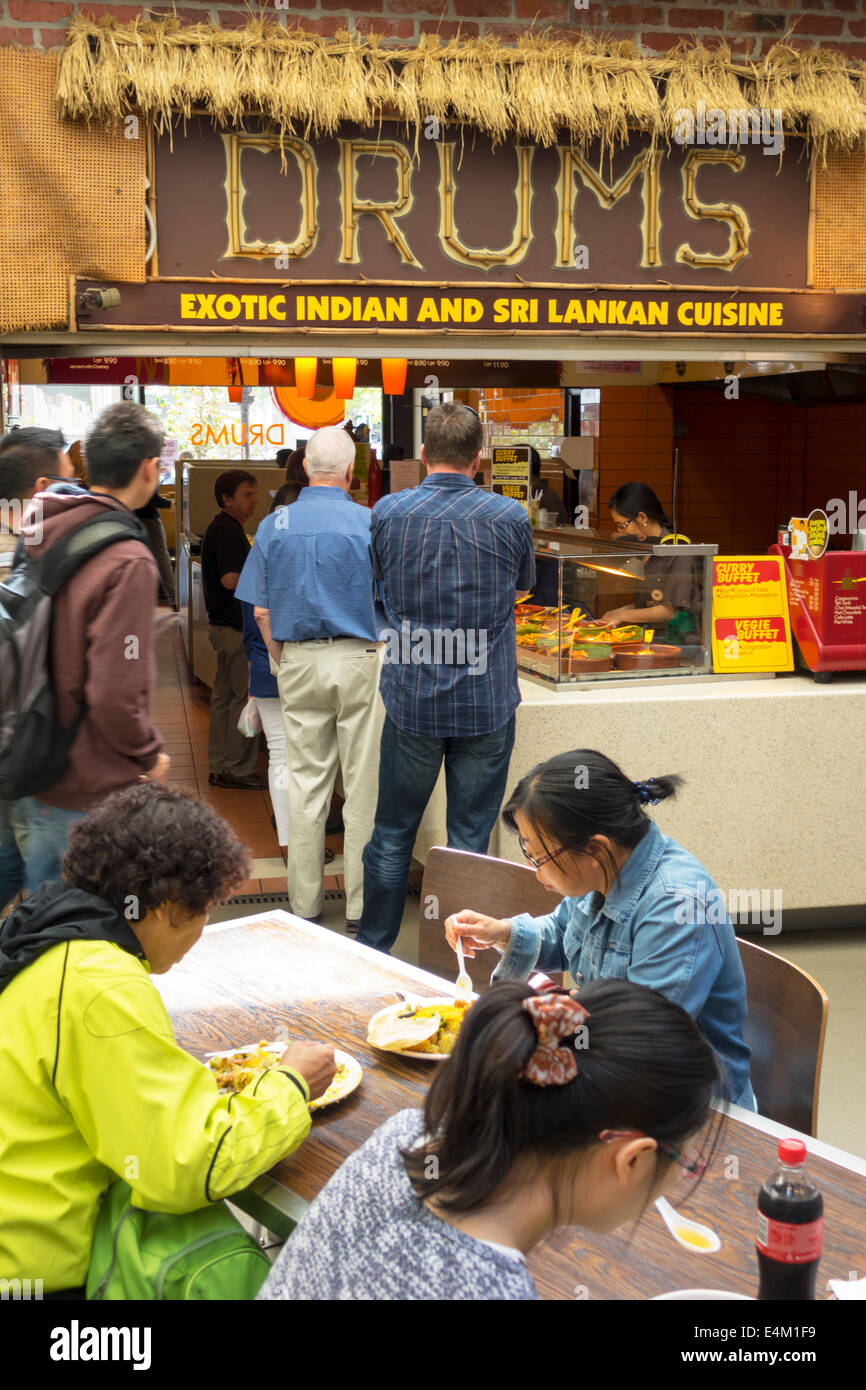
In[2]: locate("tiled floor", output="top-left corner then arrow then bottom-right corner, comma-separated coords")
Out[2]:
152,610 -> 347,902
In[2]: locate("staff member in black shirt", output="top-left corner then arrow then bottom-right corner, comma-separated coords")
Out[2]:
201,469 -> 265,789
601,481 -> 701,645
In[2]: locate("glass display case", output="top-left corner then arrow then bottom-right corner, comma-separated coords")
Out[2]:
516,530 -> 717,687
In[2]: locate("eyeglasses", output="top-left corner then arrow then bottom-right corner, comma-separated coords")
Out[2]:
517,833 -> 571,871
600,1129 -> 707,1178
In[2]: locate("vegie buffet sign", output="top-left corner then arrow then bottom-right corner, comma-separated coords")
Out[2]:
74,121 -> 866,337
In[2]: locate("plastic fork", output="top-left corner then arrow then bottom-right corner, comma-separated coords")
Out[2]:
454,935 -> 473,995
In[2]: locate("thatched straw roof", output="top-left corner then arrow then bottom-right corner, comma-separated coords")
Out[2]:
56,17 -> 866,157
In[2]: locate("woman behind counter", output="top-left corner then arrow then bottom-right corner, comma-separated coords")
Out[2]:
601,481 -> 700,645
446,749 -> 755,1111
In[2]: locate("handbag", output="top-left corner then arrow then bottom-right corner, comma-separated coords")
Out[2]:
86,1180 -> 270,1301
237,697 -> 263,738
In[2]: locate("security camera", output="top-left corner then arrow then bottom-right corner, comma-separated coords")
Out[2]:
78,288 -> 122,312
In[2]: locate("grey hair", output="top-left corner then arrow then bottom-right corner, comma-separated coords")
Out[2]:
304,426 -> 356,479
423,402 -> 483,469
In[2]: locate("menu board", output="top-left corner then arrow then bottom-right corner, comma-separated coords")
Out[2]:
491,446 -> 531,513
711,557 -> 794,673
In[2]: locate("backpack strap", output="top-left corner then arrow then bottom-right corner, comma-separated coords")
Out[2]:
37,512 -> 149,598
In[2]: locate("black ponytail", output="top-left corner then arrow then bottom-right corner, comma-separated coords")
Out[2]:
503,750 -> 681,889
402,979 -> 723,1213
609,481 -> 672,530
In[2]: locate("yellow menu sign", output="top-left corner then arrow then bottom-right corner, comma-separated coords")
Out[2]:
711,557 -> 794,673
491,446 -> 532,514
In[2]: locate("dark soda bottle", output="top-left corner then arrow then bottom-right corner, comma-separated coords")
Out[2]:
756,1138 -> 823,1300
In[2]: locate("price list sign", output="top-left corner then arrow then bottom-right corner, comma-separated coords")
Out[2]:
711,557 -> 794,673
491,446 -> 531,513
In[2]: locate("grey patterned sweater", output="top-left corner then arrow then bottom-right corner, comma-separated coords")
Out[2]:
259,1109 -> 540,1301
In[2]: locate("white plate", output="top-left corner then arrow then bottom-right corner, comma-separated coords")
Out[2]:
309,1049 -> 363,1112
205,1041 -> 362,1110
367,996 -> 471,1062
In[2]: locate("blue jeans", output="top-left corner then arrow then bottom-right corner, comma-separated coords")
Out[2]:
0,802 -> 25,910
355,713 -> 516,954
14,798 -> 87,895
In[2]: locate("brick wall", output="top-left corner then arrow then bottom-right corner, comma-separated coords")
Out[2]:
619,387 -> 866,556
597,383 -> 676,527
671,389 -> 796,555
3,1 -> 866,56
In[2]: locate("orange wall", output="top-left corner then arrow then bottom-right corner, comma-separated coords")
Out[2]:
598,385 -> 866,555
803,402 -> 866,520
671,390 -> 797,555
597,384 -> 675,529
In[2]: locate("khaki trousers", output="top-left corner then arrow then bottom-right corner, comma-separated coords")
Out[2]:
278,638 -> 383,920
208,625 -> 260,779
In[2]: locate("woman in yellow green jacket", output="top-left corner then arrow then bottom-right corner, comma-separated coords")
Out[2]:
0,783 -> 335,1296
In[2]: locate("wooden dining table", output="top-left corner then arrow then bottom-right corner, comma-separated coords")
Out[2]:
154,910 -> 866,1301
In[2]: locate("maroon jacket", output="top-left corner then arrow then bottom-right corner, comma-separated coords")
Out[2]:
26,490 -> 163,810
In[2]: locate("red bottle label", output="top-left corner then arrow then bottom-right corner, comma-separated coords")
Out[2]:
756,1213 -> 823,1264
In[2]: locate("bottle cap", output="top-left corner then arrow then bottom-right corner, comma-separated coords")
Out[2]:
779,1138 -> 807,1165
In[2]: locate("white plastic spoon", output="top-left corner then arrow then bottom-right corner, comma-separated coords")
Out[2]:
655,1197 -> 721,1254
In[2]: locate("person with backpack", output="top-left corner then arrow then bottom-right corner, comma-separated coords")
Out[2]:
0,783 -> 336,1297
1,436 -> 78,909
1,403 -> 170,896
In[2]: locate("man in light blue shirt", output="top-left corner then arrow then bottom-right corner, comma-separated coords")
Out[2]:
236,427 -> 385,926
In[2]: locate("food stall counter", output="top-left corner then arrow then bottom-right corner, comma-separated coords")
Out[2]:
415,670 -> 866,920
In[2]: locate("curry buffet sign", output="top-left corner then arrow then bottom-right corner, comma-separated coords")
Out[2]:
72,122 -> 866,335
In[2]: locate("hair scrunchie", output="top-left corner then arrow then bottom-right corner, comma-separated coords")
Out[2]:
520,992 -> 590,1087
633,780 -> 660,806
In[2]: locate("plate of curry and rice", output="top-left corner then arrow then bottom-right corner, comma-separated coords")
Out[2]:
205,1041 -> 363,1111
366,996 -> 474,1061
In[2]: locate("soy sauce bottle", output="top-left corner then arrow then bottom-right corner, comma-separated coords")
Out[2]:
756,1138 -> 823,1300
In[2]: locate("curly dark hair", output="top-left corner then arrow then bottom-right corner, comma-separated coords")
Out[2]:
62,783 -> 250,919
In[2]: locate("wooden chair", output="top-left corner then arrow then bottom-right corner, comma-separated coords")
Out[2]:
736,937 -> 829,1138
418,846 -> 556,988
417,849 -> 829,1136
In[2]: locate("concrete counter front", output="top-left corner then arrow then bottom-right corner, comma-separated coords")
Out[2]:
414,672 -> 866,926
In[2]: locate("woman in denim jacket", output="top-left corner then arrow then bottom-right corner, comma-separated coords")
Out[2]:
446,749 -> 755,1111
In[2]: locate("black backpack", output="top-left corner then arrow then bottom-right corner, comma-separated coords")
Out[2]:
0,511 -> 148,800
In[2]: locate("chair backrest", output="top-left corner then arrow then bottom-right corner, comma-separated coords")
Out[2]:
418,853 -> 829,1135
737,937 -> 828,1137
418,846 -> 557,987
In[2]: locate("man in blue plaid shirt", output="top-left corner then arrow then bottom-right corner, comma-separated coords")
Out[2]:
355,402 -> 535,952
